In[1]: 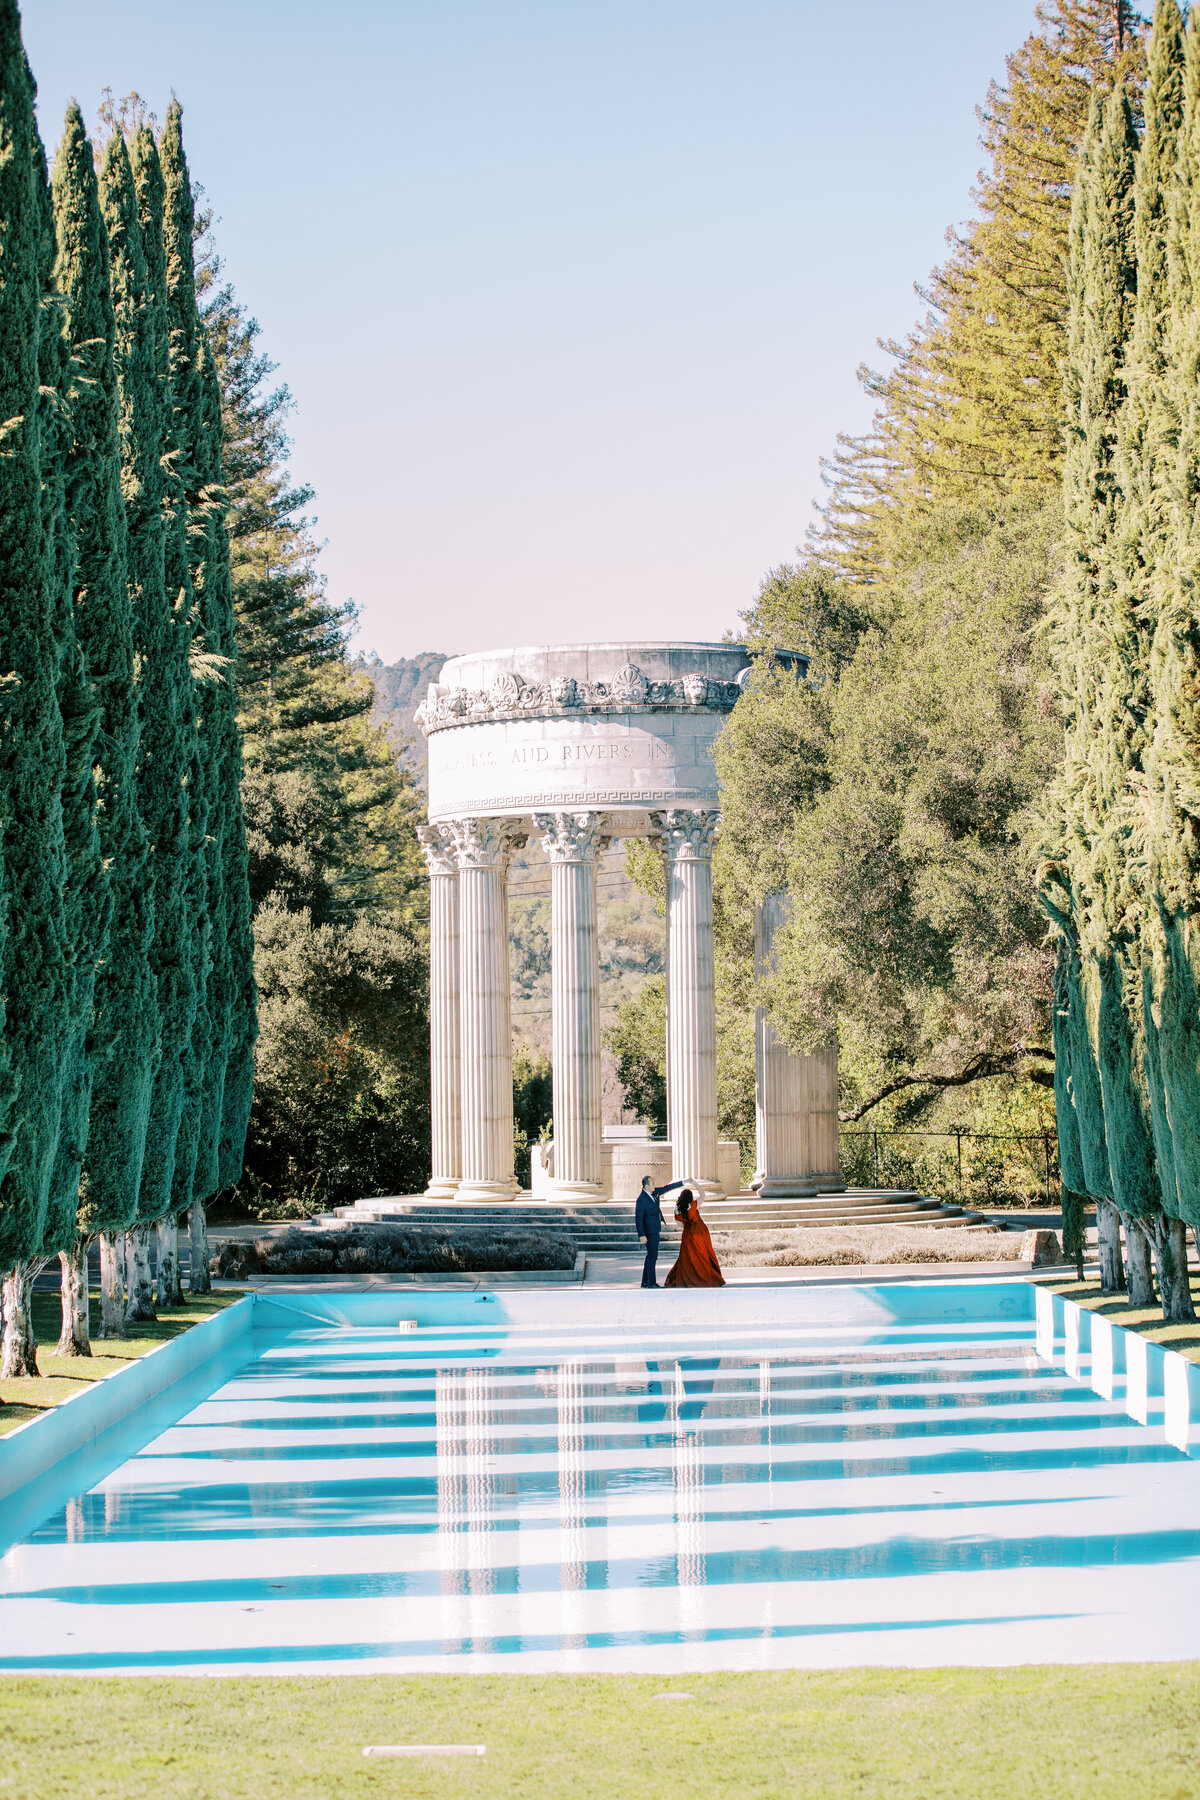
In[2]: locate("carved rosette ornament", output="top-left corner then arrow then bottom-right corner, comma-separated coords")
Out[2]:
535,811 -> 610,864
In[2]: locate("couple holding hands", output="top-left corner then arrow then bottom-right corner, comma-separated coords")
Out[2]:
634,1176 -> 725,1289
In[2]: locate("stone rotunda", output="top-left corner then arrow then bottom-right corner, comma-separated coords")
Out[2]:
415,640 -> 842,1202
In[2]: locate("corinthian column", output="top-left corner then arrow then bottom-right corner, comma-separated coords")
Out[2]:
451,815 -> 523,1200
658,809 -> 722,1195
535,811 -> 606,1200
419,823 -> 461,1197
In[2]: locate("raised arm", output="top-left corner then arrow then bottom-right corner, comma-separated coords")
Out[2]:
652,1179 -> 684,1201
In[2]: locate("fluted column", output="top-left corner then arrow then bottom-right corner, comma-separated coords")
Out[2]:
753,892 -> 843,1196
658,809 -> 722,1195
451,815 -> 523,1200
419,823 -> 461,1197
536,811 -> 606,1199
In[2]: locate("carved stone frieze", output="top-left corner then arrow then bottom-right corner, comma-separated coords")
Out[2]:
415,660 -> 746,735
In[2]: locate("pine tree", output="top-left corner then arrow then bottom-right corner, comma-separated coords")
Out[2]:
812,0 -> 1147,582
47,102 -> 136,1353
124,124 -> 200,1318
0,5 -> 71,1378
161,102 -> 255,1293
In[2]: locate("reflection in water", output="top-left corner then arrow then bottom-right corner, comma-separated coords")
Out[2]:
557,1358 -> 589,1645
435,1366 -> 495,1649
5,1316 -> 1197,1672
672,1362 -> 706,1630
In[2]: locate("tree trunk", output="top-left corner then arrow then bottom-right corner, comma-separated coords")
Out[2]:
1,1264 -> 40,1378
124,1224 -> 157,1324
155,1216 -> 181,1308
1123,1217 -> 1157,1310
188,1197 -> 211,1297
97,1232 -> 126,1338
55,1241 -> 92,1357
1151,1215 -> 1196,1325
1097,1198 -> 1126,1293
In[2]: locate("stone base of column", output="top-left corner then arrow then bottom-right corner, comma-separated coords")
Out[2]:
456,1177 -> 522,1201
548,1178 -> 605,1203
424,1176 -> 462,1199
756,1176 -> 820,1199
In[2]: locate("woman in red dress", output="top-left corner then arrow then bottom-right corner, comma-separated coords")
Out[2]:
663,1190 -> 726,1288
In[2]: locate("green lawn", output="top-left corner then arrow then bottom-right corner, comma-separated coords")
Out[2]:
1,1669 -> 1198,1800
1039,1271 -> 1200,1363
0,1289 -> 245,1437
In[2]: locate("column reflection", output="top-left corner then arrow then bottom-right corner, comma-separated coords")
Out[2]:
435,1366 -> 496,1651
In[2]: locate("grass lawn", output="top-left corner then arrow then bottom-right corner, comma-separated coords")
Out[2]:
0,1289 -> 246,1437
1039,1270 -> 1200,1364
1,1668 -> 1199,1800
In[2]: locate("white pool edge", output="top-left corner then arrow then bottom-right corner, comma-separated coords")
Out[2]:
1033,1286 -> 1200,1453
0,1295 -> 255,1505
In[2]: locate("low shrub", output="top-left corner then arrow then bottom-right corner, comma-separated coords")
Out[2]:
212,1224 -> 576,1279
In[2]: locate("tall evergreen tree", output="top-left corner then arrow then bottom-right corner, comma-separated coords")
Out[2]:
162,102 -> 255,1293
123,124 -> 200,1318
1141,3 -> 1200,1264
812,0 -> 1147,582
88,128 -> 161,1338
159,104 -> 213,1302
47,102 -> 133,1353
1042,84 -> 1160,1300
0,6 -> 71,1378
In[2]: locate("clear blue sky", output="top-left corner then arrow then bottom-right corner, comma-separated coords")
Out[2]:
28,1 -> 1037,662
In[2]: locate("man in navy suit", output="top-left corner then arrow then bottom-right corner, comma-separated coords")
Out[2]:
635,1176 -> 683,1289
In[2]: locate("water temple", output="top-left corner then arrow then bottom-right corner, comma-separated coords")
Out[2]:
412,640 -> 842,1204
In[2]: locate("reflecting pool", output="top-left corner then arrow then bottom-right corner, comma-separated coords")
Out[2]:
3,1305 -> 1199,1671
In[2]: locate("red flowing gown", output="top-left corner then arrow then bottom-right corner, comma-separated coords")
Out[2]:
664,1212 -> 726,1288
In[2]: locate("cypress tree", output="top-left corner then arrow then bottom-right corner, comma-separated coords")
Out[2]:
93,129 -> 162,1336
47,103 -> 132,1355
125,124 -> 200,1318
0,7 -> 71,1378
1140,7 -> 1200,1304
158,107 -> 211,1305
1042,92 -> 1127,1293
161,102 -> 256,1298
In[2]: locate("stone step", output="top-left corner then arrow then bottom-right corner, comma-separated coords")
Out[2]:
327,1199 -> 988,1237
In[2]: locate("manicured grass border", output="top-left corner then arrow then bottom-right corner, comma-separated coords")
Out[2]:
0,1289 -> 246,1437
1038,1270 -> 1200,1365
2,1669 -> 1199,1800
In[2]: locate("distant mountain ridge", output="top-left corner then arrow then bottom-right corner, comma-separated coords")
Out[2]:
366,651 -> 453,769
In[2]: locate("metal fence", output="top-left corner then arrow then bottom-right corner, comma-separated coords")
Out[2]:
838,1128 -> 1059,1209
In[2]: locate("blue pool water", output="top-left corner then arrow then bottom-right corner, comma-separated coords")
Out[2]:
3,1291 -> 1200,1672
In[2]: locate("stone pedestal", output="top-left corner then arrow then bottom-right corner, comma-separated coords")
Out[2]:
536,812 -> 606,1200
451,816 -> 522,1200
753,893 -> 843,1196
419,824 -> 461,1197
660,809 -> 722,1195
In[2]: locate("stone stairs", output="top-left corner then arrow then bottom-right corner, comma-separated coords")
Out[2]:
325,1189 -> 988,1255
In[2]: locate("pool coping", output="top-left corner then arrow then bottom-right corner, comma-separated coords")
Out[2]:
4,1278 -> 1200,1515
